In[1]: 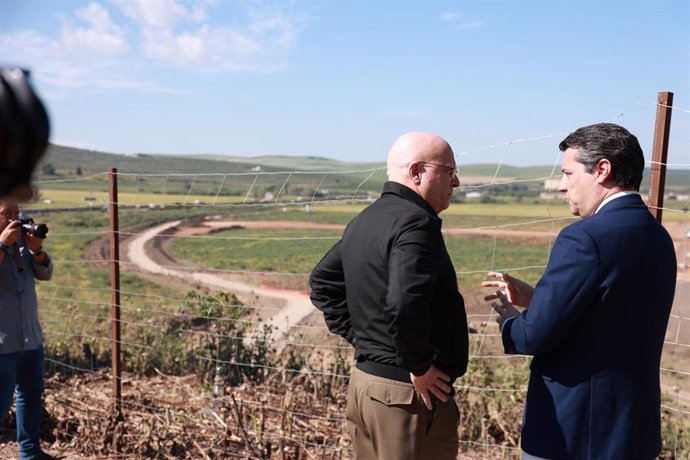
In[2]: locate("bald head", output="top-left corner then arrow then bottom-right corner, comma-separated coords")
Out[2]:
385,132 -> 459,214
387,132 -> 453,183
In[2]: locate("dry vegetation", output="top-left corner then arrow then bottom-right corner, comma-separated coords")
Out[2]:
1,212 -> 688,459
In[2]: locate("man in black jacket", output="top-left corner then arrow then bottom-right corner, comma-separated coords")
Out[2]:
310,132 -> 469,459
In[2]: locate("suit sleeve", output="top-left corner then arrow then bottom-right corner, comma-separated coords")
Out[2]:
309,241 -> 355,345
503,225 -> 600,356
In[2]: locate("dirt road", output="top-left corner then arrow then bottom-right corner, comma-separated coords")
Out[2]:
127,220 -> 316,346
124,218 -> 690,345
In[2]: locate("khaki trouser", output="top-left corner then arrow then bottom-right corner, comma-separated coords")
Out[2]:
346,366 -> 460,460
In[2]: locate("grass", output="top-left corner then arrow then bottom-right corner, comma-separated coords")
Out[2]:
22,198 -> 689,458
170,228 -> 342,274
306,197 -> 689,222
28,188 -> 249,208
34,207 -> 233,370
17,144 -> 689,456
167,223 -> 551,288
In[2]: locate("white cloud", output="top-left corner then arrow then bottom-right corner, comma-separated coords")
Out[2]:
0,26 -> 179,93
0,2 -> 134,90
61,2 -> 128,57
118,0 -> 298,73
0,30 -> 54,69
0,0 -> 302,91
75,2 -> 119,32
110,0 -> 198,30
438,11 -> 484,30
141,25 -> 264,70
438,12 -> 462,22
247,5 -> 297,52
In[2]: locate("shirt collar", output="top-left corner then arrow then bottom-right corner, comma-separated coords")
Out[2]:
382,181 -> 440,219
594,191 -> 638,214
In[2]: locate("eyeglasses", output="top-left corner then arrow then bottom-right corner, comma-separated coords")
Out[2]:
418,162 -> 459,179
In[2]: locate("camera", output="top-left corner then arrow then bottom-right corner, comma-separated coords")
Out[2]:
19,218 -> 48,239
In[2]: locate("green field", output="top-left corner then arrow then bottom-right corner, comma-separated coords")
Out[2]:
163,202 -> 580,287
27,188 -> 248,208
17,144 -> 690,458
26,198 -> 690,458
169,225 -> 551,288
33,199 -> 689,356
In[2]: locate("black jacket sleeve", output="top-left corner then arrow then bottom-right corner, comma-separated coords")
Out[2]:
309,241 -> 356,345
387,218 -> 441,375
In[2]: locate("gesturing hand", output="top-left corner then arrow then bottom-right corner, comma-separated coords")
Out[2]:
481,271 -> 534,308
490,290 -> 521,329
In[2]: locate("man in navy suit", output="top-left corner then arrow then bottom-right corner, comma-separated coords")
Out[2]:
483,123 -> 677,460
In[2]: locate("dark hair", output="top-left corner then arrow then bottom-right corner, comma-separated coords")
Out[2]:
559,123 -> 644,191
0,67 -> 50,200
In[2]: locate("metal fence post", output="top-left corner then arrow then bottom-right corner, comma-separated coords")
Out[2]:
648,91 -> 674,223
109,167 -> 122,450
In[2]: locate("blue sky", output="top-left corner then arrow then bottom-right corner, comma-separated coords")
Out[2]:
1,0 -> 688,167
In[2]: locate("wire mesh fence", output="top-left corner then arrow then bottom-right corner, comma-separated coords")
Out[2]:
1,99 -> 688,459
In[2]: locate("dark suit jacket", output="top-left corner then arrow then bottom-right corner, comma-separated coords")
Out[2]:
503,194 -> 677,459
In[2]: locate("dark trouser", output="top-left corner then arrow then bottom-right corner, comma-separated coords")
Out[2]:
0,346 -> 45,460
346,367 -> 459,460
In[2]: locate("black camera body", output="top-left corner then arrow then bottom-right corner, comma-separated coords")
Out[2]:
19,217 -> 48,239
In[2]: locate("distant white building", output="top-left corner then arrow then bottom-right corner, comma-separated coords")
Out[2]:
465,192 -> 481,199
544,178 -> 561,190
541,178 -> 566,200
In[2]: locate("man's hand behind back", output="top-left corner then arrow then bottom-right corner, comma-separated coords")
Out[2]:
410,364 -> 451,410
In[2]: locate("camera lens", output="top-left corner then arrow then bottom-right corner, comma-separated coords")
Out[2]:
19,219 -> 48,239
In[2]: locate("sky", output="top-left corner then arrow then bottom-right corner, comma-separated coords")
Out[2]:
1,0 -> 689,167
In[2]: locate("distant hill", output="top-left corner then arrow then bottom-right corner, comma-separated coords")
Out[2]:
190,154 -> 385,172
42,145 -> 559,179
41,145 -> 285,176
180,155 -> 564,179
37,145 -> 390,195
38,144 -> 689,193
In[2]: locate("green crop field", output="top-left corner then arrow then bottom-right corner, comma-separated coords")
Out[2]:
169,225 -> 550,286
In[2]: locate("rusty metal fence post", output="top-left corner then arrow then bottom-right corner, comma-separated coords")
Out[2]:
108,167 -> 122,450
648,91 -> 674,223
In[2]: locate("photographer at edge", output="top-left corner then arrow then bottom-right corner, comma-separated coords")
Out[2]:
0,66 -> 55,460
0,200 -> 53,460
